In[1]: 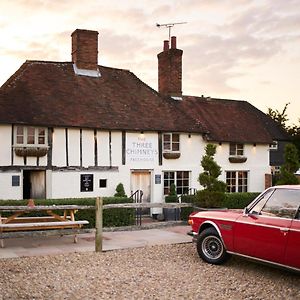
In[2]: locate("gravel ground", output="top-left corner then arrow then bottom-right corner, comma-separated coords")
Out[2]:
0,243 -> 299,300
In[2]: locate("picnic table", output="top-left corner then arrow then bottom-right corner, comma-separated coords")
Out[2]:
0,201 -> 91,247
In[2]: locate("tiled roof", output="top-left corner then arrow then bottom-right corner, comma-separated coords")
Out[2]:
179,96 -> 289,143
0,60 -> 288,143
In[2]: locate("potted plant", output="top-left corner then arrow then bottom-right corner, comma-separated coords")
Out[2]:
163,183 -> 180,221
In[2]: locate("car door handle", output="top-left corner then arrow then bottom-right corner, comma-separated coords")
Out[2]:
280,228 -> 289,232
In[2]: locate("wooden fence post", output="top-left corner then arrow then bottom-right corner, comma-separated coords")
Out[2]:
95,197 -> 103,252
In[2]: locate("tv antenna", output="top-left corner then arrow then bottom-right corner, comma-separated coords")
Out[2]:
156,22 -> 187,42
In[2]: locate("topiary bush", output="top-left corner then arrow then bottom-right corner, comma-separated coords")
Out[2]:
114,183 -> 127,197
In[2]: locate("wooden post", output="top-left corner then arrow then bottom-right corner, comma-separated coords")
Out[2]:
95,197 -> 103,252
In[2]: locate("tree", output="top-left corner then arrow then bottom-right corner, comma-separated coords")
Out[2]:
114,183 -> 127,197
267,103 -> 290,131
276,143 -> 299,185
267,103 -> 300,157
199,144 -> 227,192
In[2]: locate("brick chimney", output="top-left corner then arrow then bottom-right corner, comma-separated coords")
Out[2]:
157,36 -> 183,98
71,29 -> 99,71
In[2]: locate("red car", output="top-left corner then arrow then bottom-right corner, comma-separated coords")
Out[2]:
188,185 -> 300,272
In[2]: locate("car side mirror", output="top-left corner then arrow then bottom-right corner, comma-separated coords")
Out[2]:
243,207 -> 249,216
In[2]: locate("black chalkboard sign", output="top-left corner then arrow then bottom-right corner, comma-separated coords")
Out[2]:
12,175 -> 20,187
80,174 -> 94,192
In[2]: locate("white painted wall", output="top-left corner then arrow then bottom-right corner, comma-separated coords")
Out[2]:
97,131 -> 110,166
215,143 -> 270,192
82,129 -> 94,167
0,172 -> 22,199
0,125 -> 271,200
68,129 -> 80,166
111,132 -> 122,166
0,125 -> 11,165
51,170 -> 121,198
52,128 -> 66,167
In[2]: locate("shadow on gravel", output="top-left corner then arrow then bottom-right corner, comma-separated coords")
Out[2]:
226,256 -> 300,278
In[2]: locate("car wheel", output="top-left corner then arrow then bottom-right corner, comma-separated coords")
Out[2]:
197,227 -> 230,265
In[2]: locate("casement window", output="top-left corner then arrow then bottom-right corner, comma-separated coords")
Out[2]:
269,141 -> 278,150
163,133 -> 180,152
163,171 -> 190,195
226,171 -> 248,193
229,143 -> 244,156
15,126 -> 48,147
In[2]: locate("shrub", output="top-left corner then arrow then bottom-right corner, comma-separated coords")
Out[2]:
195,190 -> 226,208
222,193 -> 260,209
180,192 -> 260,220
114,183 -> 127,197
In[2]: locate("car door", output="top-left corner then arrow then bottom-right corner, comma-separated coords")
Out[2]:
234,188 -> 298,265
284,206 -> 300,269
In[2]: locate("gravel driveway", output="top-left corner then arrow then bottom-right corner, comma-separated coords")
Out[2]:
1,243 -> 299,299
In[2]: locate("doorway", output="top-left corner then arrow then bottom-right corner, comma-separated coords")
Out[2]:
23,170 -> 46,199
131,171 -> 151,215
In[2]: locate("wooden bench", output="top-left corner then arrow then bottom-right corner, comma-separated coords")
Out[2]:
0,203 -> 92,248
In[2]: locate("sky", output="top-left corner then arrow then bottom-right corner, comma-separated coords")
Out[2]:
0,0 -> 299,124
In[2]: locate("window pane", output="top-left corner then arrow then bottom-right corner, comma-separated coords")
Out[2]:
163,134 -> 170,142
27,127 -> 35,144
16,126 -> 24,135
172,142 -> 180,151
38,137 -> 45,144
163,142 -> 171,150
261,189 -> 299,219
229,144 -> 236,156
17,136 -> 24,144
237,144 -> 244,155
172,134 -> 179,142
250,189 -> 273,214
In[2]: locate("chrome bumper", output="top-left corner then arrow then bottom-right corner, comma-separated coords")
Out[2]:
187,230 -> 198,242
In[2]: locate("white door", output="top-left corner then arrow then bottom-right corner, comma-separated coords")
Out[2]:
131,171 -> 151,215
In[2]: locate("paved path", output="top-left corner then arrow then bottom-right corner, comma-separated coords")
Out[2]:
0,225 -> 192,258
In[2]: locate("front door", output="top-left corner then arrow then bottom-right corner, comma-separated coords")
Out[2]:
131,171 -> 151,215
23,170 -> 46,199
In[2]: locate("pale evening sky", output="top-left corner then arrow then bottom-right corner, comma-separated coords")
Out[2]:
0,0 -> 299,124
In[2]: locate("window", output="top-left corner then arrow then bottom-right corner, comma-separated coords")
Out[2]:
15,126 -> 48,147
99,179 -> 107,188
229,143 -> 244,156
260,189 -> 299,219
163,133 -> 180,152
163,171 -> 190,195
226,171 -> 248,193
269,141 -> 278,150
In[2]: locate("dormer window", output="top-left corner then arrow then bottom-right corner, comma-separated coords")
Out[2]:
229,143 -> 244,156
15,126 -> 48,147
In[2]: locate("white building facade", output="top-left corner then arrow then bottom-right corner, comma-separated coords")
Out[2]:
0,29 -> 277,210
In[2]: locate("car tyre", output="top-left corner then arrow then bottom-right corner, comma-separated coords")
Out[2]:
197,227 -> 230,265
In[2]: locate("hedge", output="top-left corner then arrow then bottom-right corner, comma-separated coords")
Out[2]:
0,197 -> 135,228
180,192 -> 260,220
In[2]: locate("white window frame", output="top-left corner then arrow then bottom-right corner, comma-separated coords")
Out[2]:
226,171 -> 248,193
14,126 -> 48,147
229,143 -> 244,156
269,141 -> 278,150
163,170 -> 190,195
163,133 -> 180,153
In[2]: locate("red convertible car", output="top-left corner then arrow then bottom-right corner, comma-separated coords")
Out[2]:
188,185 -> 300,272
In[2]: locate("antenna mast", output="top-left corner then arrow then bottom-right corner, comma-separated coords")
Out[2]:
156,22 -> 187,42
